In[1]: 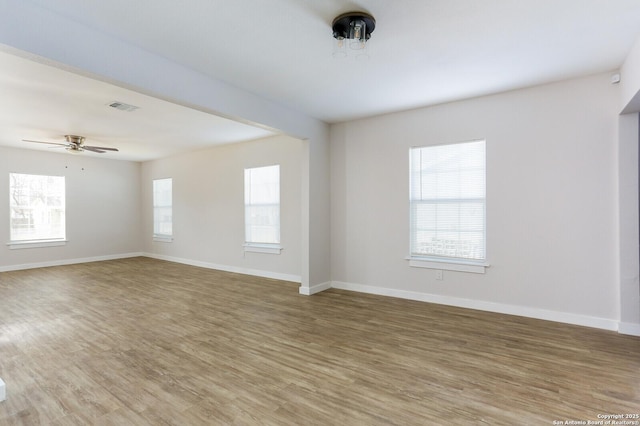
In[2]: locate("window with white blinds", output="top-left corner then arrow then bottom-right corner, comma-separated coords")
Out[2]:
410,140 -> 486,263
153,178 -> 172,241
244,165 -> 280,247
9,173 -> 66,242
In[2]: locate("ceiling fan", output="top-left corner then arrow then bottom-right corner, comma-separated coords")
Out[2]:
22,135 -> 119,153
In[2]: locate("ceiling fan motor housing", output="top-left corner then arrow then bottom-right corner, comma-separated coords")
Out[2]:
65,135 -> 85,146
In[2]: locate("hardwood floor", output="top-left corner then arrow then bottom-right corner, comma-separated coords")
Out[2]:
1,257 -> 639,425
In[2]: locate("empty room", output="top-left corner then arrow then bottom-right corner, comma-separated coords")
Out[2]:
1,1 -> 640,424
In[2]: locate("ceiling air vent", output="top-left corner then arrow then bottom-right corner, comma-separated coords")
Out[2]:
108,101 -> 139,112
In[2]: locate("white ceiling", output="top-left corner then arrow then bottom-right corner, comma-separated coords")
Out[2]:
0,51 -> 278,162
2,0 -> 640,160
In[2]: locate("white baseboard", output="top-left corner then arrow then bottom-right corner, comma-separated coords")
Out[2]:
0,377 -> 6,402
0,252 -> 144,273
618,322 -> 640,336
299,281 -> 332,296
143,253 -> 302,283
331,281 -> 619,332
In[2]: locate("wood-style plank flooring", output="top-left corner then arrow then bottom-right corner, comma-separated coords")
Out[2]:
1,257 -> 639,425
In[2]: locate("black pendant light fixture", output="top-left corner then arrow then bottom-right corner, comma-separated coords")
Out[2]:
332,11 -> 376,59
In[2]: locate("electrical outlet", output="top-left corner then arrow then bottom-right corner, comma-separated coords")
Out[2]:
436,270 -> 443,280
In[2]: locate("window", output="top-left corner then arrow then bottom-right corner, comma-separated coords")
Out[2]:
153,178 -> 172,242
409,140 -> 486,271
9,173 -> 66,245
244,165 -> 281,253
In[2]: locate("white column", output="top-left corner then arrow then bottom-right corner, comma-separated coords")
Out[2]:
618,113 -> 640,336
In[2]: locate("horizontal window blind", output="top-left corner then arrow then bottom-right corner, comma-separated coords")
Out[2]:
245,165 -> 280,244
9,173 -> 66,242
153,178 -> 172,237
410,140 -> 486,261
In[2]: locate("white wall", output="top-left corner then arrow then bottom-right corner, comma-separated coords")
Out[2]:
617,113 -> 640,336
0,147 -> 142,270
141,135 -> 303,282
331,73 -> 621,329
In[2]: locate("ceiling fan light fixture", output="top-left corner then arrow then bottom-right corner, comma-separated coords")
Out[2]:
332,11 -> 375,60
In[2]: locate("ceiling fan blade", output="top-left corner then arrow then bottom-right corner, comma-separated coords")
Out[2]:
82,146 -> 106,153
85,145 -> 119,152
82,145 -> 118,151
22,139 -> 67,147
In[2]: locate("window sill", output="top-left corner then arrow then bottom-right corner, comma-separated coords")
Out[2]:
153,235 -> 173,243
243,243 -> 282,255
407,256 -> 489,274
7,239 -> 67,250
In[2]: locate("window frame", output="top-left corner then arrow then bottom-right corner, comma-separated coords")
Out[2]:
152,177 -> 173,242
244,164 -> 282,254
7,172 -> 67,249
408,140 -> 488,273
